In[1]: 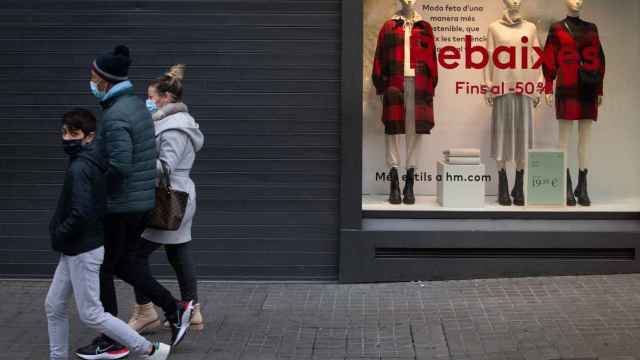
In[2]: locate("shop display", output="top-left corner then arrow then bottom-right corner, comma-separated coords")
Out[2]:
543,0 -> 606,206
372,0 -> 438,205
483,0 -> 543,206
363,0 -> 633,213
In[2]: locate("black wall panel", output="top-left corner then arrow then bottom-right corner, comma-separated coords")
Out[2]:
0,0 -> 341,280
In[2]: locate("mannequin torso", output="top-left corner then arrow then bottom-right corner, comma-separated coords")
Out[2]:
485,1 -> 542,108
545,3 -> 603,108
484,12 -> 542,107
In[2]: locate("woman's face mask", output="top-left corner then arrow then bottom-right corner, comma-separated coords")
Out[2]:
147,85 -> 172,113
146,98 -> 159,113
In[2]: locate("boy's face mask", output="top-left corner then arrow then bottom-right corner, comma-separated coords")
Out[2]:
62,139 -> 84,157
61,126 -> 94,157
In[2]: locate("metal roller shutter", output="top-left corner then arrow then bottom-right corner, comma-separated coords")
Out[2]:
0,0 -> 341,280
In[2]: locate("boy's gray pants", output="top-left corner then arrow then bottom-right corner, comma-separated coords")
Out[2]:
45,246 -> 151,360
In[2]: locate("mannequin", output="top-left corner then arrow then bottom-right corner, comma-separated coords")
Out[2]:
543,0 -> 605,206
372,0 -> 438,205
484,0 -> 542,206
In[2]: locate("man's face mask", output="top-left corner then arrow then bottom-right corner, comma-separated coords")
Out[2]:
90,81 -> 107,100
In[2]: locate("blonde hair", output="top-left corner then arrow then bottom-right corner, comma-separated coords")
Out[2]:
150,64 -> 186,101
166,64 -> 185,82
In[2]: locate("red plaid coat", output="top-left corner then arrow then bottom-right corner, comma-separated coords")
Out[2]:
372,18 -> 438,134
543,17 -> 605,121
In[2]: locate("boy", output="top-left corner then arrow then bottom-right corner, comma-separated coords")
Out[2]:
45,109 -> 170,360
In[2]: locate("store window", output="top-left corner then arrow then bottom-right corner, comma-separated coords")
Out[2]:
362,0 -> 640,213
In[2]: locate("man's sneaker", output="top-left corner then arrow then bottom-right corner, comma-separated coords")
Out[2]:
169,300 -> 194,347
142,342 -> 171,360
75,335 -> 129,360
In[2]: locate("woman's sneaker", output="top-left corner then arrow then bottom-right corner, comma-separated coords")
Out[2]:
142,342 -> 171,360
75,334 -> 129,359
169,300 -> 194,347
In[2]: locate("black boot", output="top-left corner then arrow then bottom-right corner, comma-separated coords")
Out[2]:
498,169 -> 512,206
566,169 -> 577,206
575,169 -> 591,206
512,169 -> 525,206
388,167 -> 402,205
403,168 -> 416,205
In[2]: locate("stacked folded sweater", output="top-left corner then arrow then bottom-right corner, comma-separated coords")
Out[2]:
443,148 -> 481,165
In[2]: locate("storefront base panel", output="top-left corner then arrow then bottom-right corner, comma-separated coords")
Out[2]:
339,218 -> 640,283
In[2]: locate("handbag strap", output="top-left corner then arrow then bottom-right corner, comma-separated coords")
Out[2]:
159,160 -> 172,190
563,21 -> 584,65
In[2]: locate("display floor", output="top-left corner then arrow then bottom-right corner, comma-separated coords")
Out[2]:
362,194 -> 640,213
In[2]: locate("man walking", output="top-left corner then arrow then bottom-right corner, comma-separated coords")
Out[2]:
75,45 -> 193,359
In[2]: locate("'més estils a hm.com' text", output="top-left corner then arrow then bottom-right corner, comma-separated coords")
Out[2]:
376,171 -> 492,183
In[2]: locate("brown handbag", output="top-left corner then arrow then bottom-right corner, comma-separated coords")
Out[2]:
146,161 -> 189,230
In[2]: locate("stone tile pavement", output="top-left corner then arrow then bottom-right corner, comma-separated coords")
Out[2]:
2,274 -> 640,359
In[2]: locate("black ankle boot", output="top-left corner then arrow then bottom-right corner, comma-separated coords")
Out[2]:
512,169 -> 525,206
575,169 -> 591,206
498,169 -> 512,206
566,169 -> 577,207
388,167 -> 402,205
403,168 -> 416,205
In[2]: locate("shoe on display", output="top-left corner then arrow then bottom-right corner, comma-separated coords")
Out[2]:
402,168 -> 416,205
498,169 -> 512,206
75,334 -> 129,360
388,167 -> 402,205
574,169 -> 591,206
512,169 -> 525,206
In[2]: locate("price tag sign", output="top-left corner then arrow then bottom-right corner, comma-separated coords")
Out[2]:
526,150 -> 566,206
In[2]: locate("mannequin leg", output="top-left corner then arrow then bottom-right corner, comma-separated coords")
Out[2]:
402,77 -> 418,204
405,133 -> 422,170
496,160 -> 507,170
558,120 -> 577,206
575,120 -> 594,206
558,120 -> 573,150
385,135 -> 401,170
385,135 -> 402,205
578,120 -> 593,170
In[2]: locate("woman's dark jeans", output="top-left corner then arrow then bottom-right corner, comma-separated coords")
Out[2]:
134,239 -> 198,304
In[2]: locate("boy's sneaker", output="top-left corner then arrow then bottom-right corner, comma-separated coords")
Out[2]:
169,300 -> 194,347
75,334 -> 129,359
142,342 -> 171,360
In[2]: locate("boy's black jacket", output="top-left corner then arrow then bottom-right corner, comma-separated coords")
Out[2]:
49,141 -> 107,255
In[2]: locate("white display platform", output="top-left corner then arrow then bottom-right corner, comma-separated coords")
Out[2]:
363,195 -> 640,213
436,161 -> 486,208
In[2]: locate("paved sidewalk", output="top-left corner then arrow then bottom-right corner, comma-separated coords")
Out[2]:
2,275 -> 640,360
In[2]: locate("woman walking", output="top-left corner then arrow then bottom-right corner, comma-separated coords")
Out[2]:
128,64 -> 205,333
